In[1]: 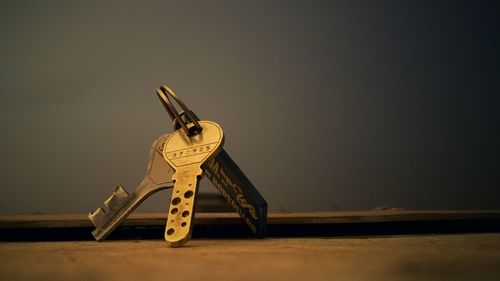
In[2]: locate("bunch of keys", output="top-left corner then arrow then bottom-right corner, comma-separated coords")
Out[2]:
89,85 -> 267,247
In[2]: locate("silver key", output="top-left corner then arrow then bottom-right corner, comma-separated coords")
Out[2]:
88,134 -> 174,241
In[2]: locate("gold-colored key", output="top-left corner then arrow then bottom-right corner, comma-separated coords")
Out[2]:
162,120 -> 224,247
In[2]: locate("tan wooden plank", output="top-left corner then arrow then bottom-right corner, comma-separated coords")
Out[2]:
1,234 -> 500,281
1,210 -> 499,229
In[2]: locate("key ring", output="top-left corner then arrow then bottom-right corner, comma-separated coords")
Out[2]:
156,85 -> 203,137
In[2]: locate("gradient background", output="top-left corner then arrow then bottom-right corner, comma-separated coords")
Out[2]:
0,1 -> 498,215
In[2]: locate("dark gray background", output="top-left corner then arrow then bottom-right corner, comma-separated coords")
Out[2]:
1,1 -> 498,215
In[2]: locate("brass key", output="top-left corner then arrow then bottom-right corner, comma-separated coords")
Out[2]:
162,120 -> 224,247
157,84 -> 268,238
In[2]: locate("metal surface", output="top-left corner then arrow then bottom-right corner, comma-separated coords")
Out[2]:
88,134 -> 174,241
163,121 -> 224,247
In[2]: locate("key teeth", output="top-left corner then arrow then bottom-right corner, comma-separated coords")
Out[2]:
104,185 -> 130,209
112,184 -> 128,194
88,185 -> 131,228
88,207 -> 103,223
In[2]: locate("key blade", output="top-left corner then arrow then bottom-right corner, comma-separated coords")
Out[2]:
88,185 -> 131,229
164,168 -> 200,247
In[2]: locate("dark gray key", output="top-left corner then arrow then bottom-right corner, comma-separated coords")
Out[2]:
157,85 -> 268,237
88,134 -> 174,241
204,149 -> 267,237
173,110 -> 268,237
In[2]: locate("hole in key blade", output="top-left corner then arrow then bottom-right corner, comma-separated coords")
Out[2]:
184,190 -> 193,199
181,222 -> 187,227
167,228 -> 175,235
171,208 -> 178,214
182,211 -> 190,217
172,197 -> 181,205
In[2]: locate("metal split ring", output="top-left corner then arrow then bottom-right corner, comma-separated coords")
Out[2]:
156,85 -> 203,137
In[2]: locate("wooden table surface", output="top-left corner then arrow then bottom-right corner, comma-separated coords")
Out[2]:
1,212 -> 499,280
1,234 -> 500,281
2,210 -> 500,229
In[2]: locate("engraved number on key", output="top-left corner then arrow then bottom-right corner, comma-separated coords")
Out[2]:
162,120 -> 224,247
